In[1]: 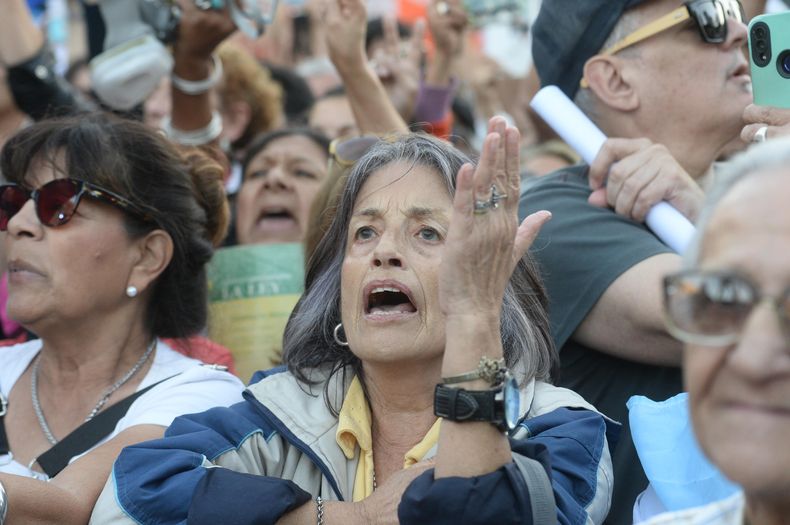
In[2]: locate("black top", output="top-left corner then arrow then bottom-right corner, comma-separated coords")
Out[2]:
520,166 -> 683,525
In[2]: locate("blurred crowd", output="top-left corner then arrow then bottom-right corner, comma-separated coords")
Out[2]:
0,0 -> 789,524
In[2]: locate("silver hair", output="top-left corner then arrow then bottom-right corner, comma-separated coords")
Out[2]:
282,133 -> 557,412
684,136 -> 790,268
574,5 -> 647,120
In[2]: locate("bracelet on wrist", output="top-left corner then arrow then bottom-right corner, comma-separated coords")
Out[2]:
171,53 -> 223,95
0,479 -> 8,525
442,356 -> 506,386
316,496 -> 325,525
160,111 -> 223,146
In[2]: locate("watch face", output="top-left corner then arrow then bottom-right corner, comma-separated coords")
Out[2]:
503,373 -> 520,430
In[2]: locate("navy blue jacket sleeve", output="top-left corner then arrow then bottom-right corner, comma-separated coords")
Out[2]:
399,462 -> 539,525
187,469 -> 311,525
110,397 -> 305,525
399,408 -> 617,525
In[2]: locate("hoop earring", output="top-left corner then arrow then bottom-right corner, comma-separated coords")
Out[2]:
126,286 -> 138,298
333,323 -> 349,347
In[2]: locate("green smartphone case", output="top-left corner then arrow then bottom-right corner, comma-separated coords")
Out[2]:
749,12 -> 790,109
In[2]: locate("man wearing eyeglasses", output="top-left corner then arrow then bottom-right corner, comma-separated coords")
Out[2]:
644,140 -> 790,525
520,0 -> 752,523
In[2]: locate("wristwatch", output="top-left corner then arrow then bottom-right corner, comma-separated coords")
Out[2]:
434,371 -> 521,432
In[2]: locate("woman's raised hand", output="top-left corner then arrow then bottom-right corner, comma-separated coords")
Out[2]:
439,117 -> 551,322
325,0 -> 368,72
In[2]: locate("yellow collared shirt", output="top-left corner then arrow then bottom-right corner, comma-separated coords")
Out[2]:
336,376 -> 441,501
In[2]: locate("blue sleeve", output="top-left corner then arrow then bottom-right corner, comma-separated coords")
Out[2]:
399,462 -> 537,525
187,469 -> 311,525
398,408 -> 617,525
111,396 -> 308,525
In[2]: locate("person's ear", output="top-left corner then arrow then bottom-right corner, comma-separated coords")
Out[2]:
583,55 -> 640,112
126,230 -> 174,296
221,100 -> 253,144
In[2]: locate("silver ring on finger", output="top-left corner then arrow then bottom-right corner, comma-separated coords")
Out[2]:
473,185 -> 507,214
753,125 -> 768,143
474,199 -> 492,214
490,185 -> 508,209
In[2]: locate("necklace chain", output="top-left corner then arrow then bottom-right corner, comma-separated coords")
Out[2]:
31,340 -> 157,445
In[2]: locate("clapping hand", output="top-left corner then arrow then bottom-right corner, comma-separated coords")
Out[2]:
175,0 -> 237,59
427,0 -> 467,60
369,17 -> 425,121
325,0 -> 368,69
439,117 -> 551,320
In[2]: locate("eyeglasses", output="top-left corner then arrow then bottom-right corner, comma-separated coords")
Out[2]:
328,136 -> 380,169
0,178 -> 154,231
580,0 -> 744,87
663,270 -> 790,346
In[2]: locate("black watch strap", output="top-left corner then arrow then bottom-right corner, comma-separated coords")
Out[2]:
433,384 -> 504,425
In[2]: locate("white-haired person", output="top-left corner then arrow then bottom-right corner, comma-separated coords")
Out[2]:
644,137 -> 790,524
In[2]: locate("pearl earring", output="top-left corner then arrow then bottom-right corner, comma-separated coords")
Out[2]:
126,286 -> 138,298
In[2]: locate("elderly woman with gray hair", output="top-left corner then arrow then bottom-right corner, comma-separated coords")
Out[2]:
641,137 -> 790,524
88,118 -> 616,525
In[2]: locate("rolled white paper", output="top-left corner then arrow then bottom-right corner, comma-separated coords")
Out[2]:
529,85 -> 695,254
530,86 -> 607,165
645,202 -> 696,254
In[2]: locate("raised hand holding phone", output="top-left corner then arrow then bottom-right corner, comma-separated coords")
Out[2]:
748,12 -> 790,109
530,86 -> 696,254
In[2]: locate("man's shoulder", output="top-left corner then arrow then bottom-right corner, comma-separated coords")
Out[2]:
520,164 -> 656,241
520,165 -> 675,350
521,164 -> 591,202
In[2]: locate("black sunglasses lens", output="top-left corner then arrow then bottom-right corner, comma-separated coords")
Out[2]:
689,0 -> 742,42
0,186 -> 30,231
37,179 -> 82,227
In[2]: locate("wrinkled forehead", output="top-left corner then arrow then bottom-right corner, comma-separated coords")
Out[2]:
353,161 -> 453,213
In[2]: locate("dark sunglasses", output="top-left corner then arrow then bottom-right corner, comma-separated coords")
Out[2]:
687,0 -> 744,43
600,0 -> 742,55
663,270 -> 790,347
581,0 -> 743,87
0,178 -> 154,231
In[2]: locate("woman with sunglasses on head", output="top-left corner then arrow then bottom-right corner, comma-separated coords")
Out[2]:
91,118 -> 616,525
0,113 -> 244,525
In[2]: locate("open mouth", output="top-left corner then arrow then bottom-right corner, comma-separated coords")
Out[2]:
258,207 -> 295,222
254,207 -> 298,234
365,285 -> 417,316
